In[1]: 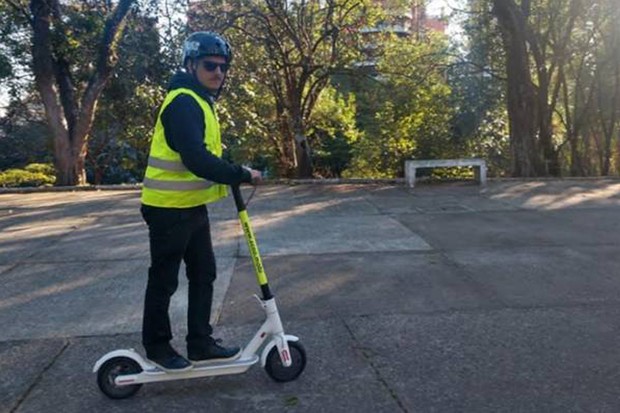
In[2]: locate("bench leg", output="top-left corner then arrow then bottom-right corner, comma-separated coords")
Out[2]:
474,165 -> 487,185
479,165 -> 487,185
406,167 -> 417,188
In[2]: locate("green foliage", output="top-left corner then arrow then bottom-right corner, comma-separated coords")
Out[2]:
553,0 -> 620,176
24,162 -> 55,175
0,97 -> 53,170
448,1 -> 509,176
0,52 -> 11,80
87,6 -> 171,184
344,33 -> 455,178
464,105 -> 510,176
0,163 -> 55,187
192,0 -> 381,177
308,87 -> 360,177
2,0 -> 617,182
218,77 -> 281,177
0,2 -> 31,100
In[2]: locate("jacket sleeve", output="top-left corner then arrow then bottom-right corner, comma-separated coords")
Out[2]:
160,94 -> 252,185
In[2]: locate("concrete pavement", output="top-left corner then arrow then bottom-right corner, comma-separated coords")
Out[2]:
2,180 -> 620,412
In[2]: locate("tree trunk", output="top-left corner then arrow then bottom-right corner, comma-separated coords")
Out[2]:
274,110 -> 296,177
537,73 -> 559,176
294,132 -> 313,178
492,0 -> 542,177
599,40 -> 620,176
29,0 -> 133,186
55,145 -> 83,186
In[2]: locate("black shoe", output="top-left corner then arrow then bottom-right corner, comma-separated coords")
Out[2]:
147,349 -> 193,373
188,339 -> 241,365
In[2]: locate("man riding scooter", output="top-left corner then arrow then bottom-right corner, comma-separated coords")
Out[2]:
140,31 -> 262,372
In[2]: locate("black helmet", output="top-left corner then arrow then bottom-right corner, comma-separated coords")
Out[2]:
182,31 -> 232,66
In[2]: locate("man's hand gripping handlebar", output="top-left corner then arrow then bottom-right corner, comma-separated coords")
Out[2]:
243,166 -> 263,186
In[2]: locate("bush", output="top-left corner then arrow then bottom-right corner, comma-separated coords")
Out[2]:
23,163 -> 56,176
0,163 -> 56,187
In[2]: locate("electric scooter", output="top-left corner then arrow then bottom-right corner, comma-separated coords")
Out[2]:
93,185 -> 306,399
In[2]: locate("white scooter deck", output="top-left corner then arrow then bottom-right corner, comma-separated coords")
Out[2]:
116,355 -> 261,385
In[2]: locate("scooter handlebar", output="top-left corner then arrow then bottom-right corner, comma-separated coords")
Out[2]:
231,185 -> 246,212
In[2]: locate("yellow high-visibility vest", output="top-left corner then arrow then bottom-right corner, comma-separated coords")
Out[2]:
140,88 -> 228,208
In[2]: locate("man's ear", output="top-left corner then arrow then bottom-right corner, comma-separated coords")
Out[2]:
186,60 -> 197,74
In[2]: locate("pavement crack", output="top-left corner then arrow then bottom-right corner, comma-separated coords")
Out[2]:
10,339 -> 70,413
438,250 -> 508,308
0,262 -> 20,277
340,318 -> 409,413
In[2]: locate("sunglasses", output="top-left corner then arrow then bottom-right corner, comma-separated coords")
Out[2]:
201,61 -> 230,73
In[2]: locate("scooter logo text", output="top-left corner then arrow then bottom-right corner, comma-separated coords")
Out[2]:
243,221 -> 264,274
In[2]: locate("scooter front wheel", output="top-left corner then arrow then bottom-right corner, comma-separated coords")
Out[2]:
97,356 -> 143,399
265,340 -> 307,382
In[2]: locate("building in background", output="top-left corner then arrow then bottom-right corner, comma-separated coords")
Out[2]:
356,0 -> 447,75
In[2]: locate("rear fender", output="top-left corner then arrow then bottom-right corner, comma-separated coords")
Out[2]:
93,349 -> 149,373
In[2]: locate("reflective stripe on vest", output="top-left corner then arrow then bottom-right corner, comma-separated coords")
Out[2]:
142,177 -> 213,191
147,156 -> 189,172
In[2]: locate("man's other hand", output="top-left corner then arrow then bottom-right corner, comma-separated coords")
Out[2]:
250,169 -> 262,185
243,167 -> 263,185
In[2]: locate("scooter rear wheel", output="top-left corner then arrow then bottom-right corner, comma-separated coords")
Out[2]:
265,341 -> 307,382
97,356 -> 143,399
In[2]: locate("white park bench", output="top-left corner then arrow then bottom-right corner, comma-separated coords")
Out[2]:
405,158 -> 487,188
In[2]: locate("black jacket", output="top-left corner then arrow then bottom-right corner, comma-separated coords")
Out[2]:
160,71 -> 251,185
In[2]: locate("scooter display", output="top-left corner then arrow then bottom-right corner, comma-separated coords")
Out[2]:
93,185 -> 306,399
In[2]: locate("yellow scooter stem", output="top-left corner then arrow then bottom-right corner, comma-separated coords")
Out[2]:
231,185 -> 273,300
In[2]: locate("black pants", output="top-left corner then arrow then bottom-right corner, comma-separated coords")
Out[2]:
141,204 -> 216,358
